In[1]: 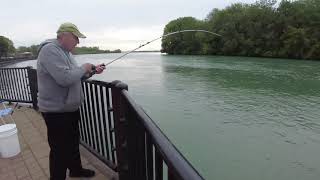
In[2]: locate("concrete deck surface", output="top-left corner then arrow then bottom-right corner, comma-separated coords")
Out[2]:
0,105 -> 118,180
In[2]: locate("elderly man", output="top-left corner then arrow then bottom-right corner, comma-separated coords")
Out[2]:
37,22 -> 105,180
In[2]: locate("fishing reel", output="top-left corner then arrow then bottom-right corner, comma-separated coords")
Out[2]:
89,64 -> 106,76
81,64 -> 105,80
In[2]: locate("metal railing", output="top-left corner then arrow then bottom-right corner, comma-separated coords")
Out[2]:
0,67 -> 38,109
111,81 -> 204,180
0,67 -> 205,180
79,80 -> 117,169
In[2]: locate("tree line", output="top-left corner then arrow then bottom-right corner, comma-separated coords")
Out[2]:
0,37 -> 121,60
73,47 -> 121,55
161,0 -> 320,60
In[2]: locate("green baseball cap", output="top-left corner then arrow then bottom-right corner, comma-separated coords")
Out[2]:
57,22 -> 86,38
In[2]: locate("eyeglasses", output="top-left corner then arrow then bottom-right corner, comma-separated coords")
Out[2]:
71,34 -> 79,43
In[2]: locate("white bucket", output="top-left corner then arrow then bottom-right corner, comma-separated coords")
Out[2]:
0,124 -> 21,158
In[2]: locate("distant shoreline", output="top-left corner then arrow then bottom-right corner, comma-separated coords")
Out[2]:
129,50 -> 160,53
0,51 -> 162,67
77,50 -> 161,54
0,58 -> 36,67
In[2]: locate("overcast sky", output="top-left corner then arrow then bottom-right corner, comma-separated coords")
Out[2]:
1,0 -> 256,51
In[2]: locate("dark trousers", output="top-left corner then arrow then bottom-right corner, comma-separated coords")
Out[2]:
42,110 -> 82,180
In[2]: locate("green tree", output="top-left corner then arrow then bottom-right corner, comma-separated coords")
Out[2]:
161,0 -> 320,60
281,26 -> 310,59
0,36 -> 15,59
17,46 -> 31,53
161,17 -> 205,55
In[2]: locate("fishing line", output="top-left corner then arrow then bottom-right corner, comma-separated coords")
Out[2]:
92,29 -> 221,74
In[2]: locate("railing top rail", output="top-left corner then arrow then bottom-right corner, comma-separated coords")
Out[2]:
120,89 -> 204,180
85,80 -> 112,87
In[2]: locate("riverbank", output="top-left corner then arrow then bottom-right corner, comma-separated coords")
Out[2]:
0,58 -> 36,67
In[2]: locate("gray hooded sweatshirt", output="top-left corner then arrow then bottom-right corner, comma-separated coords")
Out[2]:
37,39 -> 86,112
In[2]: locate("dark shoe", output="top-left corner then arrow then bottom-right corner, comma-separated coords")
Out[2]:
69,168 -> 95,178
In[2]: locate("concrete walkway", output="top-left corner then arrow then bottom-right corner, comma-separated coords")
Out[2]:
0,105 -> 118,180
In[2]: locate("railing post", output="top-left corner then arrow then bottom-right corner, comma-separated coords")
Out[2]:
27,67 -> 38,110
111,80 -> 129,180
112,80 -> 147,180
127,108 -> 147,180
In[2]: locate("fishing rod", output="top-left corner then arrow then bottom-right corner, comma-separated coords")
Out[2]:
91,29 -> 222,74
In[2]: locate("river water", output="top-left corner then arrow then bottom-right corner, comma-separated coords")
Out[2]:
8,52 -> 320,180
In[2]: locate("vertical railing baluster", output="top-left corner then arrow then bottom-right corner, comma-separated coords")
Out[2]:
82,82 -> 90,145
1,69 -> 6,99
89,83 -> 98,151
0,70 -> 4,99
4,69 -> 12,100
106,87 -> 116,164
84,82 -> 94,147
78,106 -> 84,140
155,149 -> 163,180
93,84 -> 103,155
7,69 -> 14,100
10,69 -> 16,100
8,69 -> 13,100
16,69 -> 23,100
4,69 -> 9,100
22,68 -> 30,101
100,85 -> 109,159
14,68 -> 21,100
20,69 -> 26,101
5,70 -> 10,100
146,134 -> 154,180
1,69 -> 7,99
82,83 -> 89,144
10,69 -> 17,100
